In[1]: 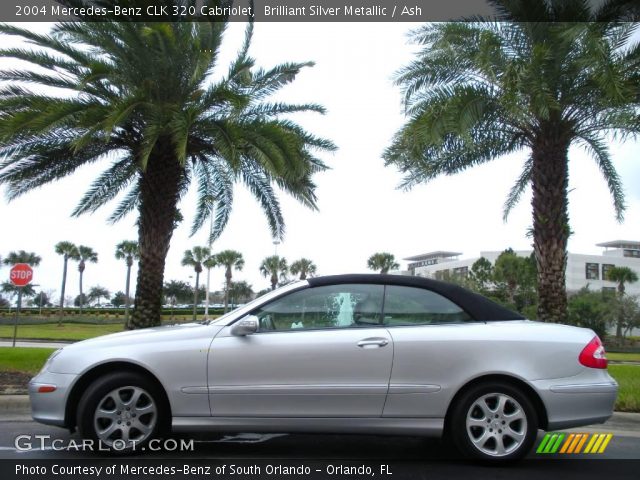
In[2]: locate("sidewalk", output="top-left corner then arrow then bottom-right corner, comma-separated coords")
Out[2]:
0,340 -> 73,349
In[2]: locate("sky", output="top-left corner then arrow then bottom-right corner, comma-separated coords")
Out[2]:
0,21 -> 639,301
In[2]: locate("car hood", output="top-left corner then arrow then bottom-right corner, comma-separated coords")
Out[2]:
61,322 -> 222,351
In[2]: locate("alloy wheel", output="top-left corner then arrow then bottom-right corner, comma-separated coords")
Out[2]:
93,385 -> 157,448
465,392 -> 528,457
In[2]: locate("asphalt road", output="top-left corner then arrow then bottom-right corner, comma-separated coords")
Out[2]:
0,417 -> 638,480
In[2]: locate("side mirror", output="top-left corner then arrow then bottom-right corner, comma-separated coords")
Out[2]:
231,315 -> 259,336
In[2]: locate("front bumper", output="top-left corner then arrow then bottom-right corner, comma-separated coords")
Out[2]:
28,370 -> 78,427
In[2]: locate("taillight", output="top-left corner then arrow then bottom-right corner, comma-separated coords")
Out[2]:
579,336 -> 608,369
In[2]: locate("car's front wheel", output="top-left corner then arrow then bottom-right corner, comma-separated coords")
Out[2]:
449,382 -> 538,461
77,372 -> 166,453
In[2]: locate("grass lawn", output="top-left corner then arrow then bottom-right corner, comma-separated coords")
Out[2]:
608,364 -> 640,413
607,352 -> 640,362
0,347 -> 56,374
0,323 -> 124,341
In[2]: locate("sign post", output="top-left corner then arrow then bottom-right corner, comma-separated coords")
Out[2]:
9,264 -> 33,347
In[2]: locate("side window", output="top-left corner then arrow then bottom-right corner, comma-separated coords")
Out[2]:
252,284 -> 384,332
383,286 -> 472,326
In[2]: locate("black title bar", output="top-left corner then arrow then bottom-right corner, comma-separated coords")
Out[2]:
3,0 -> 639,23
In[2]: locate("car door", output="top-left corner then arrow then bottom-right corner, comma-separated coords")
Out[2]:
208,283 -> 393,417
381,285 -> 476,418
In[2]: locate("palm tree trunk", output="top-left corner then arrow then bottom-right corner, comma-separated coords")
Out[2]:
79,270 -> 84,316
616,283 -> 625,345
58,257 -> 67,326
271,273 -> 277,290
193,271 -> 200,322
129,144 -> 183,329
124,264 -> 132,325
224,267 -> 231,313
204,267 -> 211,319
531,130 -> 570,323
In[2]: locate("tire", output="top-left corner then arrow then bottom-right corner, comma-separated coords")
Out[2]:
77,372 -> 167,454
449,381 -> 538,462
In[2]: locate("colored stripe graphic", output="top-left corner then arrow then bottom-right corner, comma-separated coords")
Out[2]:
538,433 -> 613,454
584,434 -> 599,453
537,433 -> 551,453
537,433 -> 565,453
559,433 -> 574,454
550,433 -> 565,453
575,434 -> 589,453
598,434 -> 613,453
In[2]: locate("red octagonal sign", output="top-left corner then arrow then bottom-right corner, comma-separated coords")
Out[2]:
10,263 -> 33,287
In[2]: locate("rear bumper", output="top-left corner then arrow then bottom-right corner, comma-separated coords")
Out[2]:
28,370 -> 78,427
533,376 -> 617,430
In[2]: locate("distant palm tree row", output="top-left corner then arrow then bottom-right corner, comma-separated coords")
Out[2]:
3,244 -> 402,318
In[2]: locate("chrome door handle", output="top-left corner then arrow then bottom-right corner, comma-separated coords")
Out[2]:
357,338 -> 389,348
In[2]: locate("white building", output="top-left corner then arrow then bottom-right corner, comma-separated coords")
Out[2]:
400,241 -> 640,296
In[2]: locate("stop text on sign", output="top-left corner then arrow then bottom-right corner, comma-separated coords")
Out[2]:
11,270 -> 32,280
9,264 -> 34,287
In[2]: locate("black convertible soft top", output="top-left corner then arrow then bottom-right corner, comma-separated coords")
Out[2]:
306,274 -> 524,322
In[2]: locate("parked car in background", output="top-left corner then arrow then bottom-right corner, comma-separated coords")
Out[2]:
29,274 -> 617,461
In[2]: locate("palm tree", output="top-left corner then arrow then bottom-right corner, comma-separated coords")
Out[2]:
75,245 -> 98,315
384,3 -> 640,322
228,281 -> 254,306
606,266 -> 639,343
2,250 -> 41,266
260,255 -> 288,290
214,250 -> 245,313
367,253 -> 399,274
182,246 -> 211,321
290,258 -> 317,280
54,241 -> 78,322
115,240 -> 139,326
87,286 -> 110,306
163,279 -> 192,321
0,13 -> 335,329
606,266 -> 639,296
1,282 -> 36,299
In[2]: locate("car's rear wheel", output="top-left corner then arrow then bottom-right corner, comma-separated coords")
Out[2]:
449,382 -> 538,461
77,372 -> 166,454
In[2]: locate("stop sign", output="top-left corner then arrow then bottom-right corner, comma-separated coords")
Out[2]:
10,263 -> 33,287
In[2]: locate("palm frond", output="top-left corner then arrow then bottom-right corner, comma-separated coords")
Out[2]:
576,134 -> 626,221
503,155 -> 532,221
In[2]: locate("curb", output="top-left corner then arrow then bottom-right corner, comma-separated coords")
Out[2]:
0,395 -> 31,413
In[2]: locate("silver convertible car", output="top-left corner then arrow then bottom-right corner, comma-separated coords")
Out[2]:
29,274 -> 617,461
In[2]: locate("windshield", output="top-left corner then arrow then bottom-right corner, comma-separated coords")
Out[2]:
205,280 -> 308,325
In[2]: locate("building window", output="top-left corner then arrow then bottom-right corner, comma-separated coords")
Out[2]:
586,263 -> 599,280
623,249 -> 640,258
434,270 -> 450,281
453,266 -> 469,278
602,264 -> 615,281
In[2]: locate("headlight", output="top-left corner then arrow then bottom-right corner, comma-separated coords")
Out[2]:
39,349 -> 63,374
